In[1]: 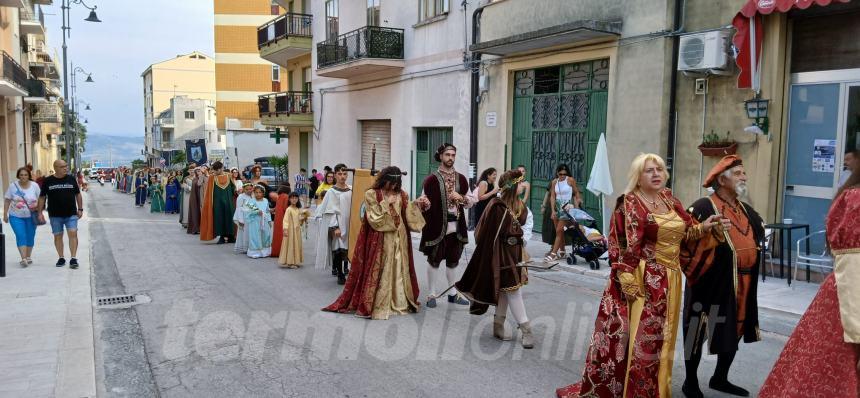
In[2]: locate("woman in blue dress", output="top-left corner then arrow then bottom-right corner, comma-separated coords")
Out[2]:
134,170 -> 148,207
164,176 -> 180,214
245,185 -> 273,258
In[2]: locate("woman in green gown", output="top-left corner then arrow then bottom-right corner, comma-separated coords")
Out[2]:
148,175 -> 165,213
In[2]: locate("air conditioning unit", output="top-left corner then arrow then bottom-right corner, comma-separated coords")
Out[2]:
678,30 -> 732,73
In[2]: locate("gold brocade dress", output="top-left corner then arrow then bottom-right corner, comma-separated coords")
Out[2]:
278,206 -> 306,266
624,210 -> 687,397
364,190 -> 426,320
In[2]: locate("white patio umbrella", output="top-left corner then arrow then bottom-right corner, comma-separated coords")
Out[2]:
587,133 -> 614,236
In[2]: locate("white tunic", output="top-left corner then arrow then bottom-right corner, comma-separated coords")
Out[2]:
313,185 -> 353,270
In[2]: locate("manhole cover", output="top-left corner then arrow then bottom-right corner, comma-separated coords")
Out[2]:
96,294 -> 150,309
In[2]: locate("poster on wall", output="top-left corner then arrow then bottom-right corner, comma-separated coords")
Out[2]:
812,139 -> 836,173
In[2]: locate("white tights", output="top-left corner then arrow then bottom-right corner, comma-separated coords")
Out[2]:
496,289 -> 529,324
427,265 -> 459,298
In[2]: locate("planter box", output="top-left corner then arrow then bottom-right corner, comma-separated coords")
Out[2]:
698,142 -> 738,157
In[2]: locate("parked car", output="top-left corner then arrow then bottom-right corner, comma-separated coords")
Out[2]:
260,167 -> 277,184
88,169 -> 99,180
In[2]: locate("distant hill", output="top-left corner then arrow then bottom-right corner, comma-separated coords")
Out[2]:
83,134 -> 144,167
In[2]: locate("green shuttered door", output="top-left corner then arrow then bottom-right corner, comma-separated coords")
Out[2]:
510,59 -> 610,230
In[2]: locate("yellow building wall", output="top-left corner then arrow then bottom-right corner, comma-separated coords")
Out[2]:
214,0 -> 282,130
150,54 -> 217,115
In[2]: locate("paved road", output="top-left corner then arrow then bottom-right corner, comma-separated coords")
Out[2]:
86,185 -> 794,397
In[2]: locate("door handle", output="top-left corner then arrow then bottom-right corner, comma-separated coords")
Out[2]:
785,185 -> 794,191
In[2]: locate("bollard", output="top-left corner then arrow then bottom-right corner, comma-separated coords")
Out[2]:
1,223 -> 5,277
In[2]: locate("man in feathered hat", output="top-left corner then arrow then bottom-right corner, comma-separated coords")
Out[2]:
680,155 -> 765,398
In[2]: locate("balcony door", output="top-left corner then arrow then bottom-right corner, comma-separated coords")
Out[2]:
325,0 -> 339,41
367,0 -> 381,26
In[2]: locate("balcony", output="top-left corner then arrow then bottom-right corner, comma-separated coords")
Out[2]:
23,78 -> 47,103
0,51 -> 29,96
19,7 -> 45,36
32,102 -> 62,123
258,91 -> 313,127
316,26 -> 405,78
0,0 -> 25,7
31,0 -> 53,4
258,13 -> 313,66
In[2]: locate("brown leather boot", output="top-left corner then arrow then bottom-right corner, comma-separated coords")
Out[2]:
519,321 -> 535,349
493,314 -> 511,341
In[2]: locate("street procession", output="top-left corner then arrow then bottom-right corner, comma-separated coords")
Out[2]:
1,0 -> 859,397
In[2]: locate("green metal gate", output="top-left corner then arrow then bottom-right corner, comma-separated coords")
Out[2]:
415,128 -> 453,195
511,59 -> 609,230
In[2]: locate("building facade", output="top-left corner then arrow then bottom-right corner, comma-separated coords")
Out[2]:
151,95 -> 221,165
141,51 -> 215,166
674,0 -> 860,248
1,0 -> 62,189
257,0 -> 475,195
214,0 -> 288,170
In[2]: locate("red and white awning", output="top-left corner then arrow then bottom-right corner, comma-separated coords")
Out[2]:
732,0 -> 851,90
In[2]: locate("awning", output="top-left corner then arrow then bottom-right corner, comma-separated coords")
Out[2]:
732,0 -> 851,90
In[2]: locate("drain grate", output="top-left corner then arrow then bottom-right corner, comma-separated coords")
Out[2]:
97,294 -> 137,307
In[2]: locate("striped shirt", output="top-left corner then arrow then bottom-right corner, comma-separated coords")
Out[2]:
295,173 -> 307,190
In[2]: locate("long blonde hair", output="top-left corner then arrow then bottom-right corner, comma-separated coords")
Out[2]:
624,153 -> 669,194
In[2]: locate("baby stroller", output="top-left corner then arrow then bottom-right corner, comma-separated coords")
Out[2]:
562,206 -> 608,270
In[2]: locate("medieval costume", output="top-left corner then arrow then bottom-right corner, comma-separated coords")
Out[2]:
200,172 -> 236,242
680,155 -> 764,397
323,189 -> 426,320
418,166 -> 476,306
233,187 -> 253,254
134,172 -> 148,207
759,186 -> 860,397
186,174 -> 202,235
164,179 -> 180,214
180,175 -> 193,227
455,192 -> 534,348
556,189 -> 720,398
314,185 -> 352,282
244,196 -> 272,258
278,205 -> 308,268
148,181 -> 165,213
270,192 -> 290,258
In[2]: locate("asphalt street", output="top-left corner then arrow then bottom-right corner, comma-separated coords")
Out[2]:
85,184 -> 796,397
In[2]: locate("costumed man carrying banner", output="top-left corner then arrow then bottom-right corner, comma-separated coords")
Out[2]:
681,155 -> 765,398
416,143 -> 477,308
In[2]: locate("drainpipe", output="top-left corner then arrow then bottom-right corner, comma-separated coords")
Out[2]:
666,0 -> 686,186
469,3 -> 486,186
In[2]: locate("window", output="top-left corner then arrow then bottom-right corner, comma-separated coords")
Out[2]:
272,65 -> 280,82
184,111 -> 195,120
325,0 -> 339,40
367,0 -> 380,26
419,0 -> 448,21
302,67 -> 312,93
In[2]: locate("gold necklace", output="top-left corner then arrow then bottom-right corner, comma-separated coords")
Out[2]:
636,190 -> 660,209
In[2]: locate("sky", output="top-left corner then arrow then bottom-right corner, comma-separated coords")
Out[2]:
43,0 -> 215,138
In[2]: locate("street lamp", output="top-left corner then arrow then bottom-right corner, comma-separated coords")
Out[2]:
61,0 -> 101,169
70,66 -> 94,170
743,97 -> 770,135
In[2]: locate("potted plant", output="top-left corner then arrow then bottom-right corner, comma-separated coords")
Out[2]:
698,130 -> 738,157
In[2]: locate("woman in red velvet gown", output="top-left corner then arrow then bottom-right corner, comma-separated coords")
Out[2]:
759,166 -> 860,398
556,154 -> 724,398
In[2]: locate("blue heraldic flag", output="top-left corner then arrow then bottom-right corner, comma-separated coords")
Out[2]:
185,139 -> 208,165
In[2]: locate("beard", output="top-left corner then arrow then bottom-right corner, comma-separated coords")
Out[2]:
442,159 -> 454,168
734,182 -> 748,199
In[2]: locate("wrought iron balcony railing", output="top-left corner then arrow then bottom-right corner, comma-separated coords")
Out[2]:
257,13 -> 313,48
258,91 -> 313,116
316,26 -> 404,68
19,6 -> 44,26
26,77 -> 46,97
1,51 -> 29,91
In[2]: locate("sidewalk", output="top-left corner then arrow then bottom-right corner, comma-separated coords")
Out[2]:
0,214 -> 96,398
